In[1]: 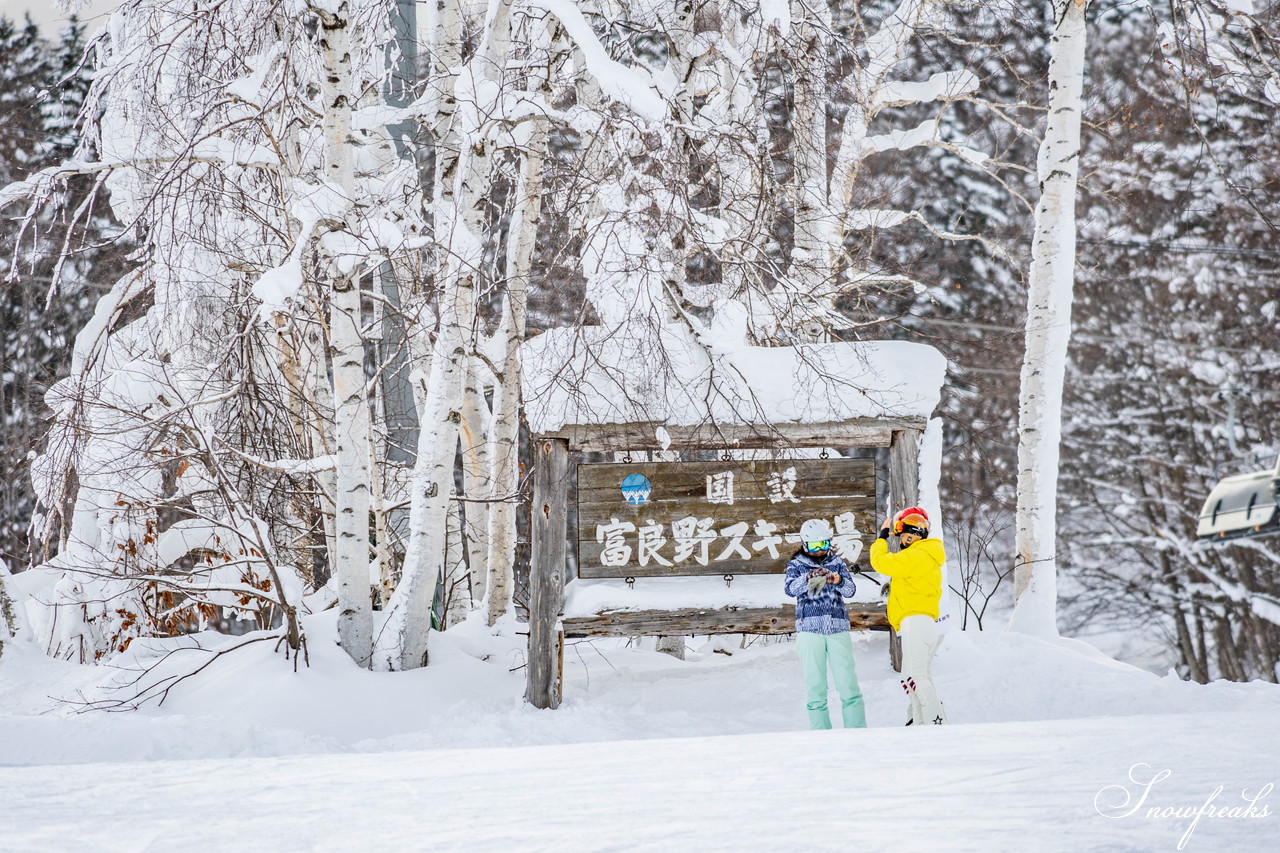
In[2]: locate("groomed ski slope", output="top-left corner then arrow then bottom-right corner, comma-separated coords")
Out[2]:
2,614 -> 1278,852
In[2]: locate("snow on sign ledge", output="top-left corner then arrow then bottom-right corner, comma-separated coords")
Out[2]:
562,574 -> 884,619
520,324 -> 946,435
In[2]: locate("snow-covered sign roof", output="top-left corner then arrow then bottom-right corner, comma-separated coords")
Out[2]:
520,324 -> 946,438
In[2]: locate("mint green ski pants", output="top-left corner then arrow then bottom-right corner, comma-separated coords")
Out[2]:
797,631 -> 867,730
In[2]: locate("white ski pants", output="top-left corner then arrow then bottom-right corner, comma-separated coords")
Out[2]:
899,614 -> 947,725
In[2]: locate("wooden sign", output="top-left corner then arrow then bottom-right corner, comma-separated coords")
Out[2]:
577,458 -> 877,579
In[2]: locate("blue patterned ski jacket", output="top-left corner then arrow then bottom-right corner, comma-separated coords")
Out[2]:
783,550 -> 857,635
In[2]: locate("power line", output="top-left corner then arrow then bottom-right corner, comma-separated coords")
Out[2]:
921,317 -> 1280,358
951,364 -> 1280,395
1079,238 -> 1280,260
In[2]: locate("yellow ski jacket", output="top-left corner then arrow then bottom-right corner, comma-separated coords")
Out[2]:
869,536 -> 945,632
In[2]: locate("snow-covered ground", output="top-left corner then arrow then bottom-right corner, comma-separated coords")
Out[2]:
3,614 -> 1278,852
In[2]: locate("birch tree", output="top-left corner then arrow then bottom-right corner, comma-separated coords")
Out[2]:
377,0 -> 560,666
1009,0 -> 1089,638
1054,0 -> 1280,680
310,0 -> 371,666
0,558 -> 16,658
0,0 -> 425,665
769,0 -> 1000,340
0,0 -> 1143,674
1,14 -> 302,657
484,114 -> 546,626
376,0 -> 487,670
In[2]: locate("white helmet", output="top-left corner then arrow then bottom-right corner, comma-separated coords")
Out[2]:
799,519 -> 833,553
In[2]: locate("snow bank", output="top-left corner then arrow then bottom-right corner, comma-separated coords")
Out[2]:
3,610 -> 1278,769
3,618 -> 1279,851
6,708 -> 1280,852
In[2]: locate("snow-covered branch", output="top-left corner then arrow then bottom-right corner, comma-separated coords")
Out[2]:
527,0 -> 667,120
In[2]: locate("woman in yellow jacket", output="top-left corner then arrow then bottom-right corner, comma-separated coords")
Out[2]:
869,506 -> 948,725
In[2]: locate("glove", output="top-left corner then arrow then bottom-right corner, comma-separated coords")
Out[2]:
806,573 -> 828,595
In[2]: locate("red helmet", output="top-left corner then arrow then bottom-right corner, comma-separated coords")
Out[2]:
892,506 -> 929,536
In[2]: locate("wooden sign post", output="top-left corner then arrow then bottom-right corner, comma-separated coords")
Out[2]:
526,438 -> 568,709
524,421 -> 925,709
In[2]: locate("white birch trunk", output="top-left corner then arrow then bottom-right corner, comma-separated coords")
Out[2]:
829,0 -> 926,212
481,8 -> 550,626
296,314 -> 340,589
379,294 -> 467,669
789,1 -> 927,330
379,0 -> 506,668
1009,0 -> 1089,638
787,10 -> 834,305
460,360 -> 492,607
318,1 -> 374,665
451,0 -> 524,614
0,560 -> 17,658
444,497 -> 471,628
427,0 -> 464,186
708,30 -> 766,302
484,120 -> 545,626
663,1 -> 695,303
268,298 -> 337,589
368,428 -> 396,609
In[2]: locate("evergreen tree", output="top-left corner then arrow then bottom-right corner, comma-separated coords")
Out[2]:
1,15 -> 58,569
40,17 -> 91,162
1,15 -> 127,570
0,15 -> 48,186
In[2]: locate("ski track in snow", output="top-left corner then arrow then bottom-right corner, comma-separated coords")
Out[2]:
2,617 -> 1279,852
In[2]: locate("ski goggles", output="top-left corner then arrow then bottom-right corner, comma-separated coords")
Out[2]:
804,539 -> 831,552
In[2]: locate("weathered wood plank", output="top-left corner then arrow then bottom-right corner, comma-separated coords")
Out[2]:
562,603 -> 890,637
526,438 -> 569,709
543,419 -> 927,452
579,477 -> 878,503
578,507 -> 885,573
580,484 -> 874,510
578,458 -> 875,493
576,517 -> 877,578
886,429 -> 918,674
578,494 -> 877,517
578,457 -> 878,579
888,429 -> 921,516
577,518 -> 878,577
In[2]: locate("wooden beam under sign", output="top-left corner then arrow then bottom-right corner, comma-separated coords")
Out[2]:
562,603 -> 889,637
542,418 -> 928,452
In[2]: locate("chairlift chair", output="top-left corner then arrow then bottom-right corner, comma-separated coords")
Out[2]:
1197,456 -> 1280,541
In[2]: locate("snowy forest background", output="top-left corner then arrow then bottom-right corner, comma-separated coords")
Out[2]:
1,0 -> 1278,685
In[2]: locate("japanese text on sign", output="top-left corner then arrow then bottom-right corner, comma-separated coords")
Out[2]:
595,511 -> 865,568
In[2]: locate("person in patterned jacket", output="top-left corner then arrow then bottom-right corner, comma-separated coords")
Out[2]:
784,518 -> 867,730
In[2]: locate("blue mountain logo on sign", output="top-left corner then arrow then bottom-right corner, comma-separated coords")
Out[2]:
620,473 -> 652,506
